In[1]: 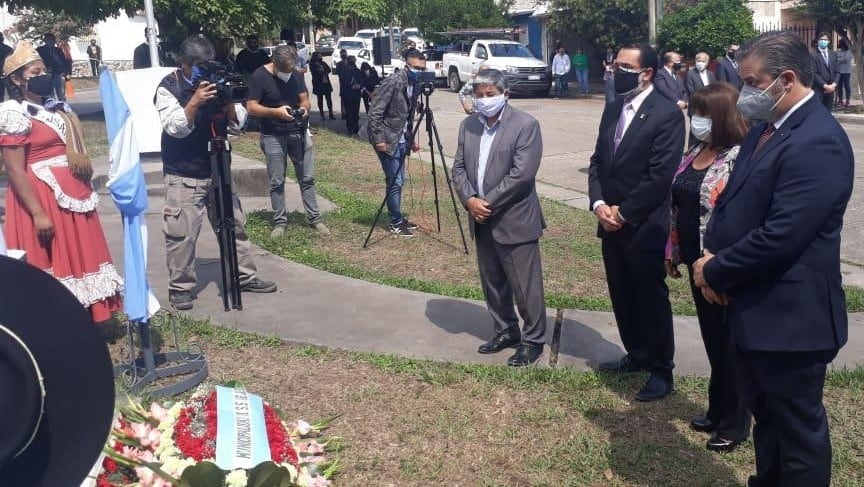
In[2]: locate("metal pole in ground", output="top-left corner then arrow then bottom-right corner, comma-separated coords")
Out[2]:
548,308 -> 564,367
143,0 -> 159,67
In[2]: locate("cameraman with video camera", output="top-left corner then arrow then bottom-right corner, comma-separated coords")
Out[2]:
246,45 -> 329,238
155,36 -> 277,311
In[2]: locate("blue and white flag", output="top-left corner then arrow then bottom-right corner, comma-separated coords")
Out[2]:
100,68 -> 160,321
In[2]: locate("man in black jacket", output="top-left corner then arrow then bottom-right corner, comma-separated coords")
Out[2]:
366,49 -> 426,237
35,33 -> 69,101
588,43 -> 685,402
716,43 -> 743,90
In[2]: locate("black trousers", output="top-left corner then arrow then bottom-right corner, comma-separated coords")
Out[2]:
687,267 -> 750,441
344,96 -> 361,134
90,59 -> 99,77
601,237 -> 674,375
819,93 -> 834,112
316,92 -> 333,117
737,348 -> 835,487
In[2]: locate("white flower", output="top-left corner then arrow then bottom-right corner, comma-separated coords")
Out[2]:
288,420 -> 313,437
226,470 -> 248,487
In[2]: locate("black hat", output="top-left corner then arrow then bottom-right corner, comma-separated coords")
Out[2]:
0,256 -> 115,486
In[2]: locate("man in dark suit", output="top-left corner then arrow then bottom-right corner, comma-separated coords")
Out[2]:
811,32 -> 839,112
716,43 -> 743,89
588,44 -> 685,401
654,51 -> 688,110
685,52 -> 716,99
694,31 -> 853,485
452,69 -> 547,367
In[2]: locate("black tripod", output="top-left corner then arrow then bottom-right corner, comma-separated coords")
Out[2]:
363,87 -> 469,254
209,120 -> 243,311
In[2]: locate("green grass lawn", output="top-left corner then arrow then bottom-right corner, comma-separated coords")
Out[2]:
232,126 -> 864,316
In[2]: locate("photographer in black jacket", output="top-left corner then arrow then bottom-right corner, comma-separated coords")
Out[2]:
246,45 -> 329,238
155,36 -> 277,310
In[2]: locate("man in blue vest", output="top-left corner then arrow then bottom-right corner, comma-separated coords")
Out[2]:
154,36 -> 277,311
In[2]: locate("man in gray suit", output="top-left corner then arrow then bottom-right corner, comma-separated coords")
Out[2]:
452,69 -> 547,367
685,52 -> 716,99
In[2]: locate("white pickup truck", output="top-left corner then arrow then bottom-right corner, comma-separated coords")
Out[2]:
443,39 -> 551,97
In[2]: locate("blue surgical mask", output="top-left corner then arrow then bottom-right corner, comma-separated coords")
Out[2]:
190,64 -> 207,85
474,94 -> 506,118
690,115 -> 712,142
818,39 -> 829,49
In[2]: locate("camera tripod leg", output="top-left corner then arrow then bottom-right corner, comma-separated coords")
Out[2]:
425,101 -> 470,255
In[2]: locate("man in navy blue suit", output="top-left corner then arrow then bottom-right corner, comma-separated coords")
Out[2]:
716,43 -> 743,90
694,31 -> 854,486
589,44 -> 685,402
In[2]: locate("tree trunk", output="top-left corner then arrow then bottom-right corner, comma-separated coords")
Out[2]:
854,20 -> 864,102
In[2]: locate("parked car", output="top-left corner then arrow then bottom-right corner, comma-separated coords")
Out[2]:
443,39 -> 550,97
357,48 -> 403,76
422,48 -> 447,85
262,42 -> 309,61
331,37 -> 368,69
315,35 -> 336,56
354,29 -> 381,48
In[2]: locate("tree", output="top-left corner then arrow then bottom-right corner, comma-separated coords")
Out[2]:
401,0 -> 508,37
13,9 -> 93,41
550,0 -> 648,48
799,0 -> 864,100
656,0 -> 756,59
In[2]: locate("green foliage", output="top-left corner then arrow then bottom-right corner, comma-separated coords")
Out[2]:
656,0 -> 756,58
401,0 -> 508,37
13,8 -> 93,40
550,0 -> 648,47
179,461 -> 226,486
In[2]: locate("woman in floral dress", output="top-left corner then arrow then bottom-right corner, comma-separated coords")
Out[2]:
0,42 -> 122,322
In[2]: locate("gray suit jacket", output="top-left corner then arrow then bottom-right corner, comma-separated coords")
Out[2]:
685,68 -> 716,98
452,106 -> 545,245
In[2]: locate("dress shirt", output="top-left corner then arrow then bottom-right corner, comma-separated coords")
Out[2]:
699,70 -> 709,86
774,90 -> 814,130
477,106 -> 505,198
592,86 -> 654,213
155,86 -> 194,138
819,48 -> 830,66
552,53 -> 571,76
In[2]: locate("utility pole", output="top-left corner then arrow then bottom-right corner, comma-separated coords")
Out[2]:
144,0 -> 159,67
648,0 -> 657,46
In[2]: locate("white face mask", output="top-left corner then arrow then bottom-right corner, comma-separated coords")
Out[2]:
474,94 -> 506,118
691,115 -> 712,142
695,61 -> 707,72
276,71 -> 292,83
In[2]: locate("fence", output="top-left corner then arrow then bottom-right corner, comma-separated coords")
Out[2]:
755,22 -> 819,47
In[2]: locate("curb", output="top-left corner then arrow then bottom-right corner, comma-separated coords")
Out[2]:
835,113 -> 864,126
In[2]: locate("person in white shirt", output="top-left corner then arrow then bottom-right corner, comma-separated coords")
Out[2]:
551,45 -> 571,99
685,52 -> 717,100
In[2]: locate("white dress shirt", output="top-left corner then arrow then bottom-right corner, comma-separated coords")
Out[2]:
699,70 -> 710,87
592,86 -> 654,214
155,85 -> 194,138
774,90 -> 814,130
552,53 -> 571,76
477,106 -> 505,198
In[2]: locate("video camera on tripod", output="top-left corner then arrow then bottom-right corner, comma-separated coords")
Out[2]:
195,61 -> 249,105
414,70 -> 437,95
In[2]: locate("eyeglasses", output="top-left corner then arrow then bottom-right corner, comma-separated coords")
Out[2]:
407,64 -> 427,71
613,64 -> 645,74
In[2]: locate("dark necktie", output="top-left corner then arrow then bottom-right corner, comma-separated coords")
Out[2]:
754,124 -> 776,154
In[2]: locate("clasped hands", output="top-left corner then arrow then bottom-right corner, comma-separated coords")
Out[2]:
467,196 -> 492,223
689,251 -> 730,306
594,204 -> 624,232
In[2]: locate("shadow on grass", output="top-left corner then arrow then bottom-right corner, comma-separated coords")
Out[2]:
589,373 -> 745,487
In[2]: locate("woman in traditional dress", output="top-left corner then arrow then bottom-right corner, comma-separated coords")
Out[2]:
0,42 -> 122,322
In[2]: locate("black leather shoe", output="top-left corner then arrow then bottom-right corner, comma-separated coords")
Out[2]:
507,343 -> 543,367
477,331 -> 521,354
598,355 -> 647,374
634,374 -> 673,402
690,416 -> 717,433
706,434 -> 743,453
169,291 -> 194,311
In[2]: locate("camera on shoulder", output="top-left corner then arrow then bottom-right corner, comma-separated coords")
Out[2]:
196,61 -> 249,105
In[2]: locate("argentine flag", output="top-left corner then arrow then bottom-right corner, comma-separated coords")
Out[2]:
100,68 -> 160,321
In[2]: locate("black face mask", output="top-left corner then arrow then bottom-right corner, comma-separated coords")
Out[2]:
614,70 -> 641,95
727,50 -> 736,58
25,74 -> 53,98
673,62 -> 682,70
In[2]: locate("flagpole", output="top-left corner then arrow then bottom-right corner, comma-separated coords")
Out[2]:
144,0 -> 159,67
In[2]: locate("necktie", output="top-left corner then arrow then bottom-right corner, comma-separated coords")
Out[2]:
613,103 -> 631,153
822,50 -> 829,66
754,124 -> 776,154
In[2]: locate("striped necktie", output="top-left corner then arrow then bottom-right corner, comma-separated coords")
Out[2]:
754,124 -> 776,154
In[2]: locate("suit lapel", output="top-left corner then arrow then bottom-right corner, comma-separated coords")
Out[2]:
719,96 -> 821,206
481,107 -> 512,189
614,92 -> 653,159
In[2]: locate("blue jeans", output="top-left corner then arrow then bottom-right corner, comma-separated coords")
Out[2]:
575,67 -> 589,93
553,74 -> 567,97
377,142 -> 407,225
